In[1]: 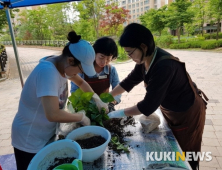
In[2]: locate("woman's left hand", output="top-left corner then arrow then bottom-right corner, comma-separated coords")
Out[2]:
108,109 -> 126,118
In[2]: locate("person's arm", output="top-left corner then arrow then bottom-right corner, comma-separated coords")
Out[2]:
36,67 -> 89,124
42,96 -> 83,122
108,63 -> 175,118
69,74 -> 94,93
70,73 -> 84,93
110,66 -> 121,103
110,84 -> 125,97
111,64 -> 144,95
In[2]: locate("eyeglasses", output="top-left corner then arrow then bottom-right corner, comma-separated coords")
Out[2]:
125,48 -> 137,58
78,64 -> 84,73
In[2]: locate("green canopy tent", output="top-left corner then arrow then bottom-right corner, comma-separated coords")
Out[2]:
0,0 -> 81,87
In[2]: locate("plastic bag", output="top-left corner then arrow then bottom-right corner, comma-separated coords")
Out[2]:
56,104 -> 83,139
139,112 -> 160,133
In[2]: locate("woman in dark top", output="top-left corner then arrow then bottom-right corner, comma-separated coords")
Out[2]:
108,23 -> 208,170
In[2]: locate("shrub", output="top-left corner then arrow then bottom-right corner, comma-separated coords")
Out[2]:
201,41 -> 216,49
117,44 -> 128,61
187,41 -> 203,48
156,35 -> 174,48
169,44 -> 179,49
169,43 -> 189,49
216,40 -> 222,47
203,33 -> 222,40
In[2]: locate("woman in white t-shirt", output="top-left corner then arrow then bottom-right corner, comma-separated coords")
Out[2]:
11,31 -> 108,170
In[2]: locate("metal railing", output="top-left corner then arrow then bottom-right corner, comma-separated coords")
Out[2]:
1,40 -> 69,47
1,40 -> 94,47
0,45 -> 7,73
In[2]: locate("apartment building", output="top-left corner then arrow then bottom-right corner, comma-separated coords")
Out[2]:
106,0 -> 166,23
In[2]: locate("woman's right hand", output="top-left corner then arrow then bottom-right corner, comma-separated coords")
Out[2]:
79,112 -> 91,126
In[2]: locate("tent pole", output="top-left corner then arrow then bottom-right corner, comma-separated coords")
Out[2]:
5,7 -> 24,87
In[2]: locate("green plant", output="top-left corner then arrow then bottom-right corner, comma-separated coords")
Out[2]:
68,89 -> 114,126
156,35 -> 173,48
117,44 -> 128,61
201,41 -> 217,49
187,41 -> 203,48
110,135 -> 129,153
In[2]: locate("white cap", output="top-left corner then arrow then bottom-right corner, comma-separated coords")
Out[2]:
69,40 -> 96,76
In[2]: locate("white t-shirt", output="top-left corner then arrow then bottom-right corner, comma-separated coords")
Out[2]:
11,57 -> 68,153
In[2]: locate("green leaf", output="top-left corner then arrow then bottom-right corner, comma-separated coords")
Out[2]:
73,88 -> 84,98
80,92 -> 94,104
99,93 -> 114,103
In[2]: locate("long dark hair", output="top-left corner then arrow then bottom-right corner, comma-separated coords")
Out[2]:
62,30 -> 81,66
119,23 -> 155,56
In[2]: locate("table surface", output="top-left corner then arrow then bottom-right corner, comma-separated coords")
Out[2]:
82,109 -> 192,170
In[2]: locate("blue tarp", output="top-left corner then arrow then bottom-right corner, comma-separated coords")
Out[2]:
0,0 -> 80,9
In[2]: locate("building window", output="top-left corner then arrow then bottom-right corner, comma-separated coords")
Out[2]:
122,6 -> 126,9
137,8 -> 139,12
132,0 -> 135,2
133,9 -> 135,13
141,2 -> 143,5
122,1 -> 126,5
107,1 -> 110,5
137,14 -> 139,17
154,5 -> 157,9
154,0 -> 157,4
144,0 -> 149,5
132,4 -> 135,8
128,0 -> 131,3
145,6 -> 149,10
133,15 -> 135,18
128,5 -> 131,8
141,7 -> 143,12
136,3 -> 139,7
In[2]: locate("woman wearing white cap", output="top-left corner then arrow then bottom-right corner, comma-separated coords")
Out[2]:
11,31 -> 107,170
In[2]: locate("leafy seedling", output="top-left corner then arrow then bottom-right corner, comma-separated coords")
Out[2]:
111,135 -> 130,153
68,89 -> 113,127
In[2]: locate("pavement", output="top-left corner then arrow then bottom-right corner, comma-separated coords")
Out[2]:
0,46 -> 222,170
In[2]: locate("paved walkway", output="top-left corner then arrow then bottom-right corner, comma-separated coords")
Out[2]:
0,47 -> 222,170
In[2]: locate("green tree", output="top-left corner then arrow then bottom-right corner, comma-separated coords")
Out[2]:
45,3 -> 73,40
209,0 -> 222,40
205,1 -> 215,39
165,0 -> 194,43
191,0 -> 207,36
73,0 -> 106,39
0,8 -> 19,34
16,3 -> 73,40
72,19 -> 95,42
183,22 -> 196,36
18,7 -> 51,40
140,5 -> 167,36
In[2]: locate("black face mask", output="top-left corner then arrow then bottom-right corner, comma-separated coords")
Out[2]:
140,49 -> 145,64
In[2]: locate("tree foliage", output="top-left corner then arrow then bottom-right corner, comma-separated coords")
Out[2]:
100,3 -> 130,37
165,0 -> 194,43
208,0 -> 222,40
140,6 -> 167,36
191,0 -> 207,36
73,0 -> 106,39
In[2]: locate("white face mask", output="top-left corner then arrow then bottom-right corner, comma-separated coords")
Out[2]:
64,73 -> 74,79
